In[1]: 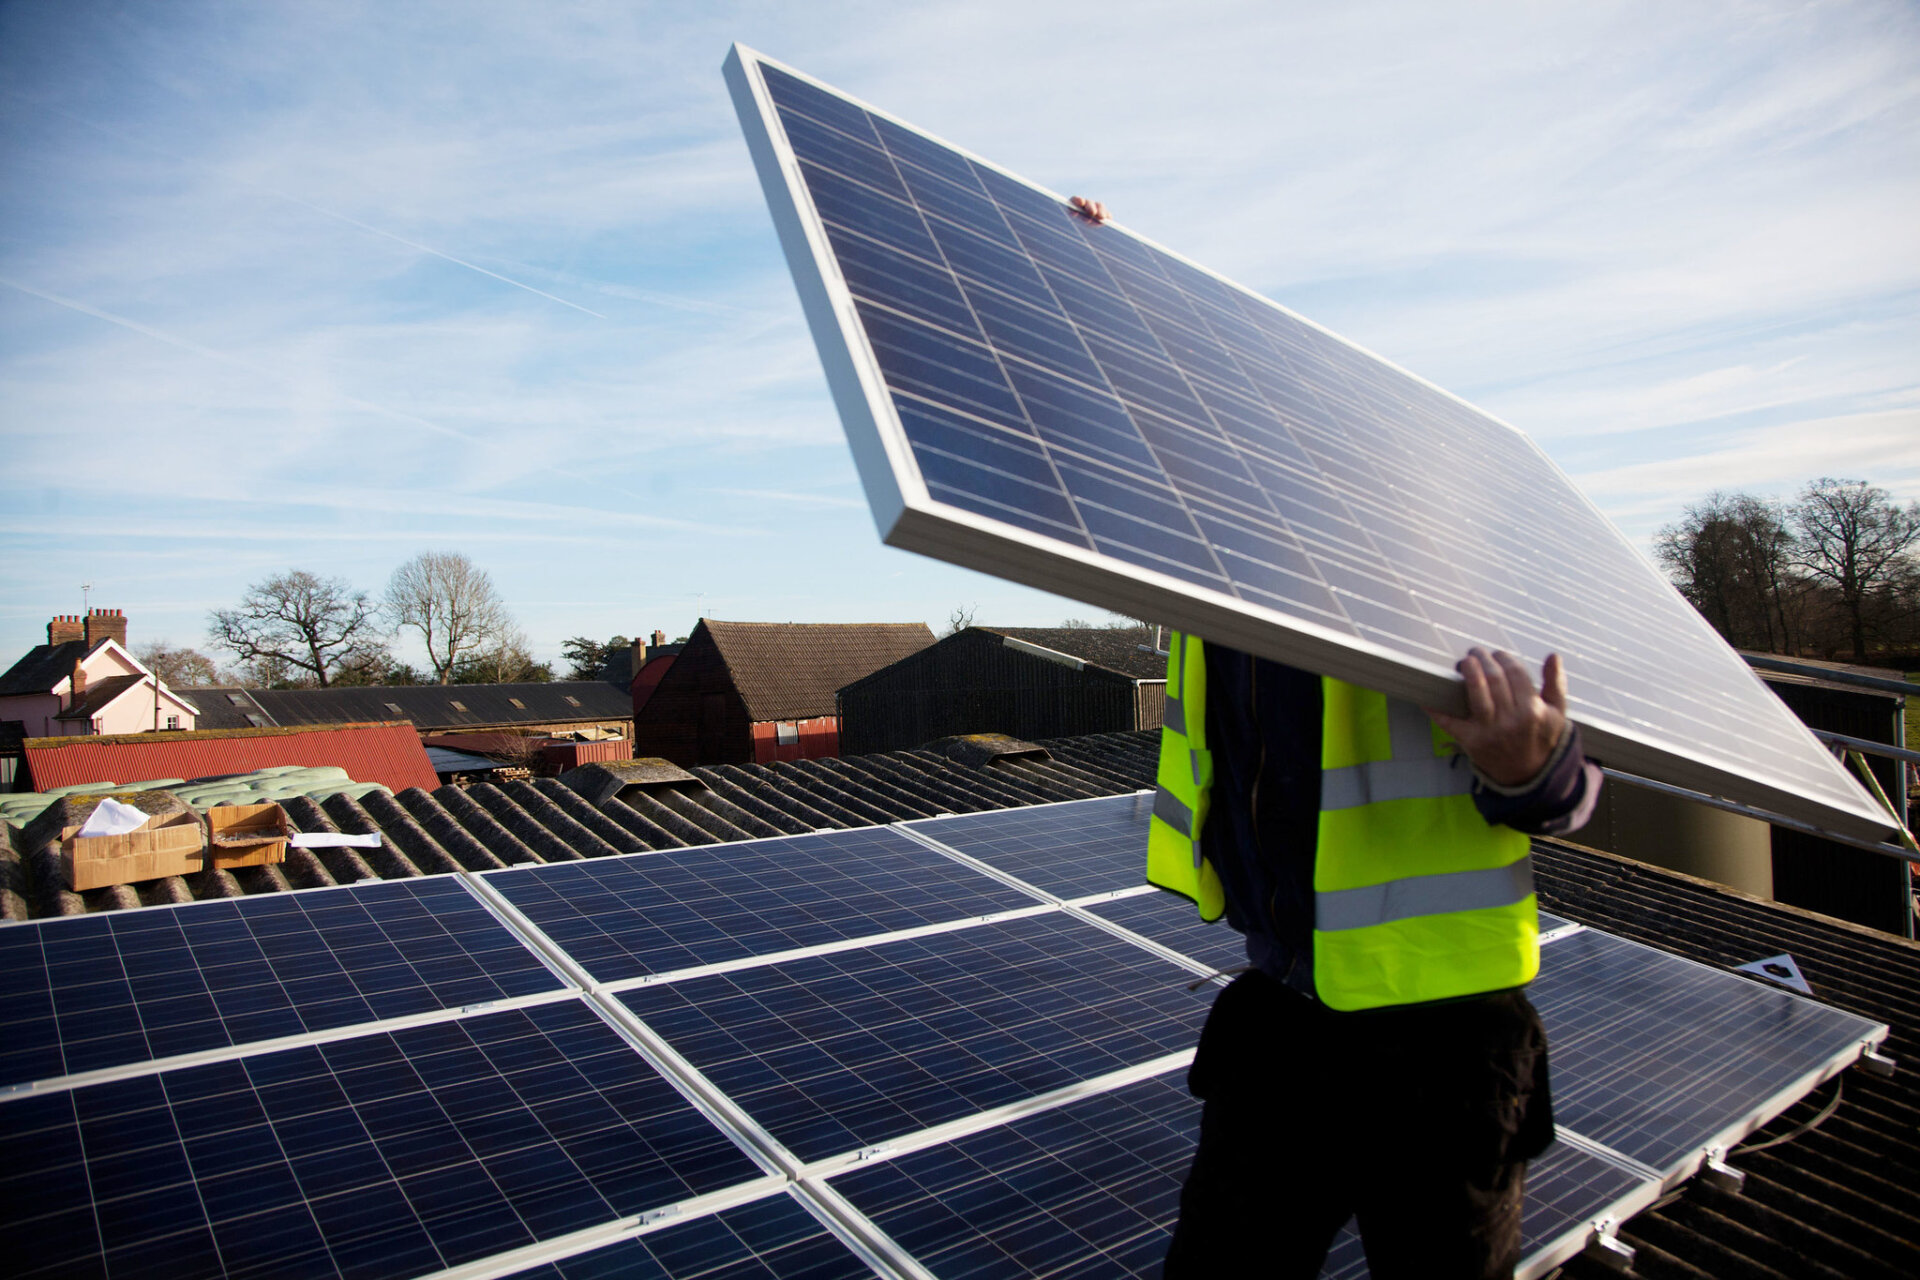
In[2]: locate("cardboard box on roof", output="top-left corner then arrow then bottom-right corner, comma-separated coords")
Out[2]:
58,796 -> 207,891
206,803 -> 292,868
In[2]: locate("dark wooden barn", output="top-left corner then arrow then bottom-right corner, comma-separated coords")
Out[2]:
836,626 -> 1169,756
629,619 -> 933,766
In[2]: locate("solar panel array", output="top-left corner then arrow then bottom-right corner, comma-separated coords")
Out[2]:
0,795 -> 1885,1279
723,45 -> 1889,844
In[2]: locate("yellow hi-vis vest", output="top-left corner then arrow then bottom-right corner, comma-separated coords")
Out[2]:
1146,633 -> 1539,1012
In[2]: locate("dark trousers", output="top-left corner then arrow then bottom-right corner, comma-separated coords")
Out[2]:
1162,972 -> 1554,1280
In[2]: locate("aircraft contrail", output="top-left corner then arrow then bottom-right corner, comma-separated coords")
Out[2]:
273,193 -> 608,319
8,93 -> 608,320
0,275 -> 479,444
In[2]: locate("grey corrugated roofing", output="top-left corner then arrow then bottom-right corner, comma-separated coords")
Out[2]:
175,687 -> 276,730
425,746 -> 507,774
701,618 -> 935,720
0,640 -> 88,696
198,681 -> 634,731
982,625 -> 1169,679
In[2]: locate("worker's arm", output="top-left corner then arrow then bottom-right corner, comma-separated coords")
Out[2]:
1429,648 -> 1600,834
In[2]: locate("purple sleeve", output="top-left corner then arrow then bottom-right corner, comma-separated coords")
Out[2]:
1470,723 -> 1602,836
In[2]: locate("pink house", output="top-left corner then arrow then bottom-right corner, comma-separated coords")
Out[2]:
0,610 -> 200,741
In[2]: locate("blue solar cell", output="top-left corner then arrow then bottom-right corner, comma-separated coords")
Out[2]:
0,877 -> 563,1087
829,1072 -> 1198,1280
1532,927 -> 1882,1176
486,826 -> 1036,984
619,911 -> 1211,1164
904,793 -> 1154,900
0,1002 -> 763,1280
1318,1137 -> 1655,1279
733,51 -> 1892,845
502,1190 -> 870,1280
1083,893 -> 1249,976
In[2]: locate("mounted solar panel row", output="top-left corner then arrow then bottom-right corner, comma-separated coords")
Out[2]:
724,45 -> 1890,844
486,824 -> 1039,985
4,1002 -> 768,1280
0,876 -> 567,1090
0,799 -> 1891,1280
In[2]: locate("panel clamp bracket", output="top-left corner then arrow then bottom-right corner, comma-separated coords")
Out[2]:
639,1205 -> 681,1228
1584,1216 -> 1636,1273
1699,1147 -> 1745,1195
856,1142 -> 894,1162
1861,1046 -> 1897,1077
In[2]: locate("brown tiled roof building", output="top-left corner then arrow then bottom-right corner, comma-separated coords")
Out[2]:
630,619 -> 934,765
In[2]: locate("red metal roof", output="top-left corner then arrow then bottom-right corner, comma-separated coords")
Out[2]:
22,721 -> 440,793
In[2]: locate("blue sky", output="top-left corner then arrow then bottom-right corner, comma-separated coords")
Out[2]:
2,1 -> 1916,672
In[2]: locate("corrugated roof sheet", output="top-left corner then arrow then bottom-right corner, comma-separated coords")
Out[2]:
177,686 -> 276,730
982,625 -> 1169,679
177,680 -> 633,731
701,618 -> 936,720
21,721 -> 439,796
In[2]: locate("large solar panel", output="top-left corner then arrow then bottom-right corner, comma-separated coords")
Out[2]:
2,1002 -> 765,1280
617,912 -> 1211,1164
1531,925 -> 1884,1178
724,45 -> 1890,843
501,1190 -> 872,1280
0,876 -> 566,1089
903,792 -> 1154,900
486,826 -> 1037,985
828,1072 -> 1198,1279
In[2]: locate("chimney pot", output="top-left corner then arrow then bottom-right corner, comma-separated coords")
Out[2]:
83,607 -> 128,650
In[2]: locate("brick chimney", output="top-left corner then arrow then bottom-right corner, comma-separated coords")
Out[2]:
48,614 -> 84,646
651,629 -> 666,651
71,658 -> 88,703
84,608 -> 127,650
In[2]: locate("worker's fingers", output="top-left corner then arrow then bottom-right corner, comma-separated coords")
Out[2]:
1540,652 -> 1568,715
1458,649 -> 1498,723
1490,649 -> 1536,717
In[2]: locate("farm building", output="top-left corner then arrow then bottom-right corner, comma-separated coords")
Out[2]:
630,619 -> 933,765
836,624 -> 1168,755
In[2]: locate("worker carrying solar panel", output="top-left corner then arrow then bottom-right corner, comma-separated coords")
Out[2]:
1148,630 -> 1600,1278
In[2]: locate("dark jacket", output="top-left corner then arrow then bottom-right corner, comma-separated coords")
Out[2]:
1197,644 -> 1601,997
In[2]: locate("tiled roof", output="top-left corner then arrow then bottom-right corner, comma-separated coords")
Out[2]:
0,639 -> 88,696
701,619 -> 935,720
178,681 -> 632,732
50,672 -> 145,720
981,625 -> 1170,679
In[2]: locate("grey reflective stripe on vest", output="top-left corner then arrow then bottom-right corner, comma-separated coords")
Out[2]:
1321,696 -> 1473,810
1316,858 -> 1535,932
1161,689 -> 1187,736
1152,785 -> 1193,837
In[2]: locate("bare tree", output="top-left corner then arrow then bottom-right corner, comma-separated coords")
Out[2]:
135,642 -> 224,688
208,570 -> 384,688
1655,492 -> 1799,652
386,551 -> 512,684
942,604 -> 978,638
454,627 -> 552,683
1790,478 -> 1920,661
